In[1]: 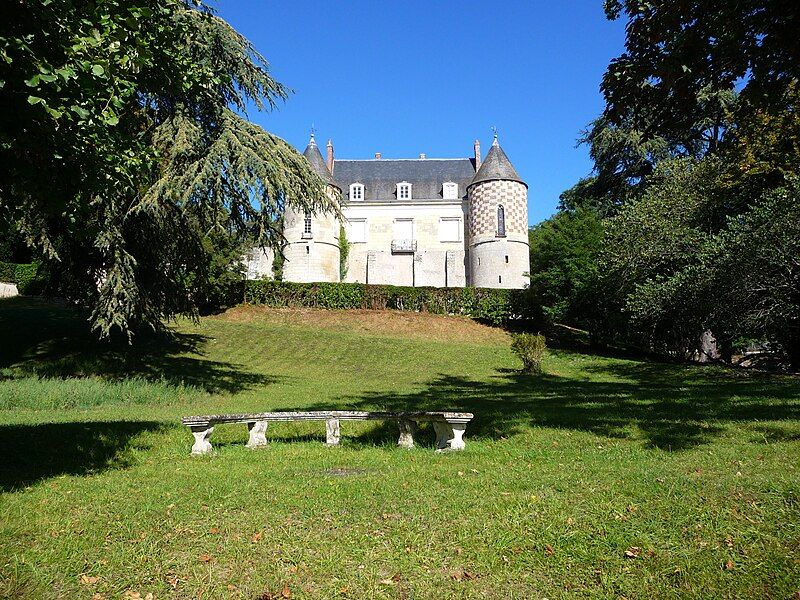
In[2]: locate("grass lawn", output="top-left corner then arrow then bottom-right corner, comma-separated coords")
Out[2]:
1,298 -> 799,599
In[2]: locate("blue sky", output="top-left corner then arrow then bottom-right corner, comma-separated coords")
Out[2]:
216,1 -> 626,225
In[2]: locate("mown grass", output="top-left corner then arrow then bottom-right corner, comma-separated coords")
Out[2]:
0,297 -> 798,599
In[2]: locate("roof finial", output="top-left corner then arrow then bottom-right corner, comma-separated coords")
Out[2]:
491,126 -> 499,146
309,124 -> 316,145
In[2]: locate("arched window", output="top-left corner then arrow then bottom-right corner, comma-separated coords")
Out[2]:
497,205 -> 506,237
303,210 -> 312,236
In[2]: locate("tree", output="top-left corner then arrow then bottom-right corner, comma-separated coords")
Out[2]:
0,0 -> 337,338
527,209 -> 604,331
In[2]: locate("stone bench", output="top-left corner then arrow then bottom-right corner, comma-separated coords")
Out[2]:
180,410 -> 474,455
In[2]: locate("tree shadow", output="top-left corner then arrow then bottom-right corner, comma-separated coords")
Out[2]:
0,297 -> 278,394
0,421 -> 164,491
312,357 -> 800,451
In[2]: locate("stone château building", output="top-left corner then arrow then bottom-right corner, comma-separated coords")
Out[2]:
246,133 -> 530,289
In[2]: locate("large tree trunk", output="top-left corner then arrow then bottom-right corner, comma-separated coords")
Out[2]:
697,330 -> 720,363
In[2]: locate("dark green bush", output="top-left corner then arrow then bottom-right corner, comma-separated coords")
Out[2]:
244,280 -> 532,326
14,263 -> 47,295
511,333 -> 547,373
0,261 -> 15,283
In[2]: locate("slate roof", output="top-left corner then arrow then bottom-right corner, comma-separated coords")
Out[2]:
333,158 -> 477,203
302,137 -> 336,187
469,139 -> 525,187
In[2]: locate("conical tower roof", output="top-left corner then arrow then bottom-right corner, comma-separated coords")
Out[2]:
303,134 -> 338,188
469,137 -> 525,187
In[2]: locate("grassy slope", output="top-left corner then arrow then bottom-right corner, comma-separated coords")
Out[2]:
0,298 -> 798,599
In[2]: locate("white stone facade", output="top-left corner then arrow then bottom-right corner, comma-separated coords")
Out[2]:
247,136 -> 530,289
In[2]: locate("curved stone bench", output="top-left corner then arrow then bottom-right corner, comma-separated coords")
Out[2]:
180,410 -> 474,455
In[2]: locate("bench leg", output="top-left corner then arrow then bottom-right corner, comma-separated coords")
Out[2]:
397,419 -> 416,449
190,426 -> 214,455
433,421 -> 467,452
246,421 -> 269,448
325,418 -> 341,446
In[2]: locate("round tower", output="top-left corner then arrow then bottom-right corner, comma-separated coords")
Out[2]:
282,134 -> 341,283
467,136 -> 529,289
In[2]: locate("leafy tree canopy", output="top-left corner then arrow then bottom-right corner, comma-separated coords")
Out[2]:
0,0 -> 337,338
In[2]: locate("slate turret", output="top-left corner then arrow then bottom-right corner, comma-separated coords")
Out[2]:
466,135 -> 529,288
281,133 -> 341,282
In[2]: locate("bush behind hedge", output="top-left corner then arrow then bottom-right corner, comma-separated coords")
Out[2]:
0,261 -> 47,295
244,280 -> 533,326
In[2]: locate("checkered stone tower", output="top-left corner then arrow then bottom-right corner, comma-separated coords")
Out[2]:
467,136 -> 529,288
282,134 -> 341,283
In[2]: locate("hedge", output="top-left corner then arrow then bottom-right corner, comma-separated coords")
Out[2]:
0,261 -> 47,295
244,280 -> 533,326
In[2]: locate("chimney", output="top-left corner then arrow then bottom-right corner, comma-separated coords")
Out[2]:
419,153 -> 426,160
326,139 -> 334,174
375,152 -> 382,160
474,139 -> 481,171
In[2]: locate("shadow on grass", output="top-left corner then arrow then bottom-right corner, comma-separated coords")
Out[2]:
0,297 -> 276,394
0,421 -> 163,491
315,359 -> 800,451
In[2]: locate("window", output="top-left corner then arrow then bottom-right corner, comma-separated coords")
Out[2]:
393,218 -> 413,240
397,182 -> 412,200
347,218 -> 367,243
443,182 -> 458,200
496,205 -> 506,237
303,210 -> 312,236
499,275 -> 502,284
349,183 -> 364,201
439,217 -> 461,242
505,255 -> 509,263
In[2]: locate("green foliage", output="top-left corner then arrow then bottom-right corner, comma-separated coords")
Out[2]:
338,225 -> 350,281
14,263 -> 46,295
528,209 -> 604,329
0,0 -> 336,339
244,280 -> 529,326
510,332 -> 546,374
0,261 -> 14,283
0,262 -> 46,295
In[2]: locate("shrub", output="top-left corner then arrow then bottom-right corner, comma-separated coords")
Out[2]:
15,262 -> 47,295
0,261 -> 15,283
244,280 -> 535,326
511,333 -> 547,374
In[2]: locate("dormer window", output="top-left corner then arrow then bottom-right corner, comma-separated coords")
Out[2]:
397,182 -> 412,200
443,182 -> 458,200
349,183 -> 364,201
303,210 -> 312,238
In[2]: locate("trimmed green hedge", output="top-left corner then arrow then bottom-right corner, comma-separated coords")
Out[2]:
244,280 -> 532,326
0,261 -> 47,295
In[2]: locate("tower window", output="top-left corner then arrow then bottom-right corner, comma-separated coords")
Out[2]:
397,182 -> 412,200
303,211 -> 312,235
349,183 -> 364,201
443,182 -> 458,200
499,275 -> 502,284
306,245 -> 310,254
497,205 -> 506,237
505,255 -> 509,264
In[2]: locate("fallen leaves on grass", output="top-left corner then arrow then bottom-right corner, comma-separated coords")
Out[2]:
122,592 -> 153,600
251,531 -> 263,543
379,574 -> 402,586
198,554 -> 214,563
282,583 -> 292,598
209,527 -> 219,534
623,547 -> 641,559
545,544 -> 554,556
723,559 -> 734,570
80,574 -> 100,585
450,570 -> 476,582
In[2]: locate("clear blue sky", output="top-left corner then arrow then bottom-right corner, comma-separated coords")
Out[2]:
216,1 -> 626,225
